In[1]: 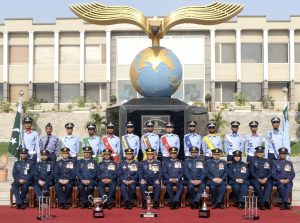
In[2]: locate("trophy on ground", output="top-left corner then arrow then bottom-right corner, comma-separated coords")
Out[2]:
141,191 -> 157,218
37,190 -> 52,221
198,191 -> 210,218
244,189 -> 259,221
88,195 -> 108,218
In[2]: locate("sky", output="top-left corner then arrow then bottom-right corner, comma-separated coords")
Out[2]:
0,0 -> 299,23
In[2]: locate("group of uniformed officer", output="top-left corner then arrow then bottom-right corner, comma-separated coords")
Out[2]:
11,116 -> 295,211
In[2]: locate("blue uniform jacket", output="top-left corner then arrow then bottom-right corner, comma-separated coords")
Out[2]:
206,159 -> 227,185
33,160 -> 55,184
54,158 -> 76,182
97,160 -> 118,181
249,157 -> 272,181
272,159 -> 295,182
138,160 -> 162,182
118,160 -> 139,182
76,158 -> 98,182
162,159 -> 183,182
228,161 -> 249,184
183,158 -> 206,182
12,159 -> 34,183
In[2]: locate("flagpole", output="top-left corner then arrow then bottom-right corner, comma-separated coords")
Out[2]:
18,90 -> 24,150
282,87 -> 290,158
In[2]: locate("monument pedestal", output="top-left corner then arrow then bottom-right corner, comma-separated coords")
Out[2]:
106,97 -> 208,159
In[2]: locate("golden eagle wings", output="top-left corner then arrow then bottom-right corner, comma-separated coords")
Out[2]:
69,2 -> 243,39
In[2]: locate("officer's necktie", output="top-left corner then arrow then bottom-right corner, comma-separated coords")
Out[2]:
44,136 -> 50,149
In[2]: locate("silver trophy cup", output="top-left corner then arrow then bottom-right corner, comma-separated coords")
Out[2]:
88,195 -> 108,218
141,191 -> 157,218
199,191 -> 210,218
244,189 -> 259,220
37,191 -> 52,221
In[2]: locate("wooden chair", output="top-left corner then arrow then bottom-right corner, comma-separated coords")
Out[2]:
270,186 -> 293,207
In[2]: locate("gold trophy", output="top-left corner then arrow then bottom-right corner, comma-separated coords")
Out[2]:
141,191 -> 157,218
199,191 -> 210,218
88,195 -> 108,218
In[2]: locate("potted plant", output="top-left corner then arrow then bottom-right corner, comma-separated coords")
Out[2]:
110,95 -> 117,105
205,93 -> 212,111
0,153 -> 9,182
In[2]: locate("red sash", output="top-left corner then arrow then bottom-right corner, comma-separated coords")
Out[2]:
103,136 -> 119,162
161,135 -> 171,155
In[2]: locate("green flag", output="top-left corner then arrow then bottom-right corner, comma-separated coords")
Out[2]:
8,98 -> 22,158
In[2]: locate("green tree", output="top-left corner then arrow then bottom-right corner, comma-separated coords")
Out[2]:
210,111 -> 229,133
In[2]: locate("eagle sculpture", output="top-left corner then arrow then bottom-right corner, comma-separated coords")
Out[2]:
69,2 -> 243,46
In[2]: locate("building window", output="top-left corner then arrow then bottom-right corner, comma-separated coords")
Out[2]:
295,43 -> 300,63
85,45 -> 101,64
34,46 -> 54,64
9,46 -> 29,64
184,79 -> 204,102
222,82 -> 236,102
172,83 -> 183,100
241,43 -> 262,63
60,84 -> 80,103
215,82 -> 221,102
268,43 -> 288,63
215,43 -> 236,63
0,84 -> 3,100
85,83 -> 99,102
241,83 -> 262,102
33,84 -> 54,103
59,45 -> 80,64
117,80 -> 137,101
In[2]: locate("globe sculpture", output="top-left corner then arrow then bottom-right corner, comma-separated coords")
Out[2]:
130,47 -> 182,97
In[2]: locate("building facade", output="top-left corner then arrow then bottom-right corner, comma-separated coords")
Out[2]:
0,16 -> 300,110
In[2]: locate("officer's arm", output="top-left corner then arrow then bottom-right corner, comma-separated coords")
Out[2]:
35,133 -> 40,158
53,162 -> 60,181
70,161 -> 77,181
224,137 -> 228,155
290,162 -> 296,181
76,137 -> 80,154
241,137 -> 245,154
117,164 -> 124,182
48,162 -> 55,183
116,138 -> 120,156
157,163 -> 162,181
249,162 -> 259,180
218,137 -> 223,151
39,138 -> 43,150
265,161 -> 272,180
244,165 -> 250,181
92,161 -> 98,179
201,139 -> 206,155
32,164 -> 40,182
200,165 -> 207,182
176,135 -> 180,150
227,165 -> 236,181
12,162 -> 19,181
162,162 -> 171,181
183,162 -> 192,182
55,137 -> 60,156
264,134 -> 270,158
206,163 -> 215,180
137,137 -> 141,153
111,164 -> 118,181
271,162 -> 280,182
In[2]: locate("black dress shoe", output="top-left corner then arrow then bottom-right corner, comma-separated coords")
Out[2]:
63,203 -> 69,209
124,201 -> 129,209
20,204 -> 25,210
190,202 -> 196,209
107,202 -> 112,209
16,204 -> 21,209
240,202 -> 245,209
174,201 -> 179,209
259,203 -> 265,210
170,202 -> 175,210
212,203 -> 218,209
284,202 -> 291,210
264,202 -> 271,210
280,204 -> 285,210
153,201 -> 159,209
80,203 -> 86,209
195,202 -> 200,209
59,203 -> 64,209
219,203 -> 224,209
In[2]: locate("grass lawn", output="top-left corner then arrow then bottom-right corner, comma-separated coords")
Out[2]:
0,142 -> 9,156
291,142 -> 300,156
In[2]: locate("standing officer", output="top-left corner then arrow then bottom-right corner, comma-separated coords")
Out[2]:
162,147 -> 183,210
54,147 -> 76,209
228,150 -> 249,209
139,148 -> 161,209
202,121 -> 223,161
206,148 -> 227,209
141,120 -> 160,155
33,149 -> 55,200
249,146 -> 272,210
39,123 -> 60,162
11,148 -> 34,209
118,148 -> 139,209
183,147 -> 206,209
265,117 -> 284,161
82,123 -> 101,160
21,116 -> 39,163
101,122 -> 120,163
272,147 -> 295,210
244,121 -> 263,163
160,122 -> 180,161
224,121 -> 244,162
61,123 -> 80,160
97,149 -> 118,209
184,121 -> 201,158
122,121 -> 140,160
76,146 -> 98,208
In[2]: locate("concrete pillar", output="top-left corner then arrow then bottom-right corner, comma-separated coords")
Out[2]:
3,82 -> 8,101
28,82 -> 33,98
237,80 -> 242,93
210,29 -> 215,111
80,81 -> 84,98
54,31 -> 59,110
236,29 -> 241,84
290,80 -> 295,111
210,81 -> 215,111
263,29 -> 269,107
54,82 -> 59,111
106,30 -> 111,106
290,29 -> 295,110
3,32 -> 8,101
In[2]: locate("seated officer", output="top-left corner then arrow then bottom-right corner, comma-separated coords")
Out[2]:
162,147 -> 183,210
12,148 -> 34,209
97,149 -> 118,209
249,146 -> 272,210
272,147 -> 295,210
139,148 -> 161,209
76,146 -> 97,208
183,146 -> 206,209
54,147 -> 76,209
118,148 -> 139,209
33,149 -> 55,200
206,148 -> 227,209
228,150 -> 249,209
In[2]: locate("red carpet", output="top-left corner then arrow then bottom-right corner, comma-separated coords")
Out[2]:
0,206 -> 300,223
